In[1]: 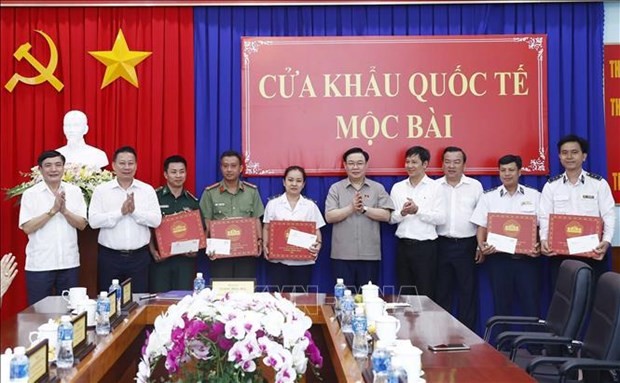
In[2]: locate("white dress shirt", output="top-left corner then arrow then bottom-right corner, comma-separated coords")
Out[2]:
88,178 -> 162,250
539,171 -> 616,243
263,194 -> 326,266
19,181 -> 87,271
390,175 -> 446,240
436,175 -> 483,238
470,184 -> 541,228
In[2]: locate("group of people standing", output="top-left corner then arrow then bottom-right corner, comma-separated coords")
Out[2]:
10,133 -> 616,333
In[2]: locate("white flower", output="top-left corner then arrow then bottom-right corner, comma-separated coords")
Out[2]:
137,291 -> 320,382
135,356 -> 151,383
275,363 -> 297,383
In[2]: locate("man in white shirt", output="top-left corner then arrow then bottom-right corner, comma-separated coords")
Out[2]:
470,155 -> 541,318
389,146 -> 446,298
540,134 -> 616,281
89,146 -> 161,293
435,147 -> 483,330
19,150 -> 88,305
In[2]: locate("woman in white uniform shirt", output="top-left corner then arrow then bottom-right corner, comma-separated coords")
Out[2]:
262,166 -> 325,292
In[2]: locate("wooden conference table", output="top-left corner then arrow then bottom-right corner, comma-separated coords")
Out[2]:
0,294 -> 535,383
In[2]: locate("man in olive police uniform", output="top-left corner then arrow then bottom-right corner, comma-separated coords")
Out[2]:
199,150 -> 264,279
149,155 -> 202,292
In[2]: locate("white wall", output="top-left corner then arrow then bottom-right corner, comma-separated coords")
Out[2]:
604,2 -> 620,246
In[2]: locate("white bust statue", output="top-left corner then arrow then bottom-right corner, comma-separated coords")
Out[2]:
56,110 -> 109,169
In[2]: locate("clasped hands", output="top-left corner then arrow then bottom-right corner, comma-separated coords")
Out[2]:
121,192 -> 135,215
400,198 -> 418,216
50,189 -> 67,215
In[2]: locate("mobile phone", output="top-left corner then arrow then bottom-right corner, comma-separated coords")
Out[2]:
428,343 -> 471,352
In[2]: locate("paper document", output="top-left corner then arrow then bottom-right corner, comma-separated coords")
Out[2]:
170,239 -> 199,255
567,234 -> 599,255
286,229 -> 317,249
207,238 -> 232,255
486,232 -> 517,254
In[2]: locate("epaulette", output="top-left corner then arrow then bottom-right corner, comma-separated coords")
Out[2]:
242,180 -> 257,189
206,182 -> 220,190
586,172 -> 602,181
185,190 -> 199,201
484,186 -> 499,194
155,186 -> 163,192
547,174 -> 563,183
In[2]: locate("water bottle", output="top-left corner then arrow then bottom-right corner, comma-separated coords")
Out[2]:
56,316 -> 74,369
352,306 -> 369,358
9,346 -> 28,382
193,272 -> 206,295
371,346 -> 391,383
388,357 -> 408,383
96,291 -> 111,335
340,289 -> 355,333
334,277 -> 346,316
109,278 -> 122,309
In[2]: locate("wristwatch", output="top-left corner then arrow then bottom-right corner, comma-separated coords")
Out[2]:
46,208 -> 56,217
362,206 -> 368,214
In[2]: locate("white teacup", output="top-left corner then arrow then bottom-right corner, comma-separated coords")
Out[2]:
76,299 -> 97,327
29,319 -> 58,351
375,315 -> 401,344
392,345 -> 423,379
364,297 -> 385,324
61,287 -> 87,308
361,281 -> 379,302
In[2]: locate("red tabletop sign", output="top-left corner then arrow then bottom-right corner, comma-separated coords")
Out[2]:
209,218 -> 259,258
548,214 -> 603,257
268,220 -> 316,261
242,35 -> 548,176
487,213 -> 537,254
155,210 -> 206,259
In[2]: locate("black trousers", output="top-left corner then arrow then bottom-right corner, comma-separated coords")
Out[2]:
98,245 -> 151,293
208,256 -> 257,280
486,252 -> 540,317
268,261 -> 314,292
395,238 -> 438,298
435,236 -> 478,330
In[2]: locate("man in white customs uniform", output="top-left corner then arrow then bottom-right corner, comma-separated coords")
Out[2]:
435,146 -> 483,331
540,134 -> 616,282
19,150 -> 88,305
470,154 -> 541,319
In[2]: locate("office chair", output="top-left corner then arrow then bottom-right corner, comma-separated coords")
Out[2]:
484,259 -> 593,352
521,271 -> 620,383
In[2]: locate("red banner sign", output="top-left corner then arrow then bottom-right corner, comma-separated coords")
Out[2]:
605,44 -> 620,203
242,35 -> 548,176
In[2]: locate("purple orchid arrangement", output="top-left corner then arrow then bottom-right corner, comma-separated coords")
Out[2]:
136,290 -> 323,383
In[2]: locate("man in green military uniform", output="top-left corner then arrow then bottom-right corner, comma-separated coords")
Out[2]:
199,150 -> 264,279
149,155 -> 202,292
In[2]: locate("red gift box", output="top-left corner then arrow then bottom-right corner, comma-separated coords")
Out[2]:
155,210 -> 206,259
548,214 -> 603,257
487,213 -> 538,254
209,218 -> 259,258
268,220 -> 317,261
